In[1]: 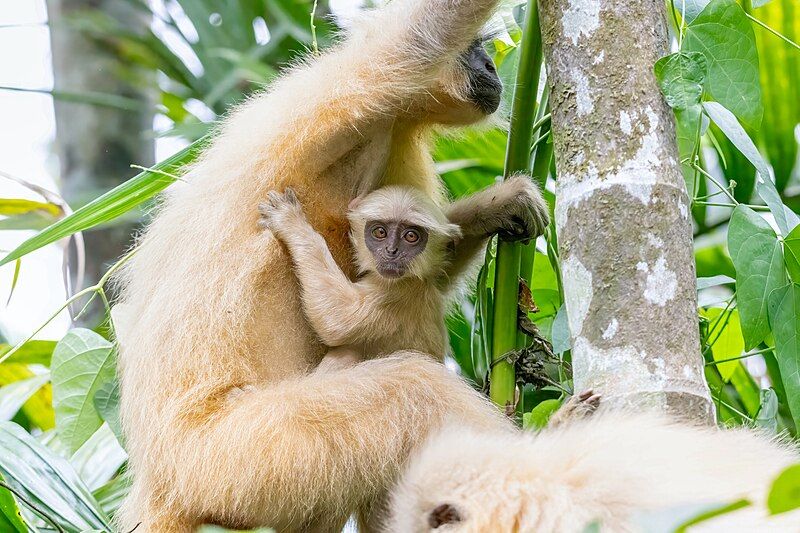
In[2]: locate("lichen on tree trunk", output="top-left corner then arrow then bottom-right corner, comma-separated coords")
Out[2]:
540,0 -> 714,422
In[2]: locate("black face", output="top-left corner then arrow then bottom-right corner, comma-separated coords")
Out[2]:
364,220 -> 429,279
461,40 -> 502,114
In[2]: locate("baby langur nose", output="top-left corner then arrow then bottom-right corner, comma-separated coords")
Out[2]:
386,245 -> 399,256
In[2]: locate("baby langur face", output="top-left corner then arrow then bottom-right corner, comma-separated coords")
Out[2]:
364,219 -> 429,279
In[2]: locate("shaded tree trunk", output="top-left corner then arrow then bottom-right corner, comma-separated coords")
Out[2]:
540,0 -> 714,422
47,0 -> 153,294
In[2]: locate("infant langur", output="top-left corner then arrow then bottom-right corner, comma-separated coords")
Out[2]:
259,179 -> 548,369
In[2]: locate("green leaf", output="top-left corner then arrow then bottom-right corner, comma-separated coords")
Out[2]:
70,424 -> 127,491
654,52 -> 707,110
755,388 -> 779,432
728,205 -> 789,349
0,477 -> 26,533
93,474 -> 130,519
696,275 -> 735,290
768,284 -> 800,430
0,198 -> 60,217
703,308 -> 743,381
51,329 -> 117,454
0,421 -> 110,530
94,379 -> 124,448
0,136 -> 207,267
704,101 -> 799,235
551,305 -> 570,354
0,374 -> 50,421
683,0 -> 763,128
768,464 -> 800,515
681,0 -> 711,23
784,224 -> 800,283
0,340 -> 56,366
522,398 -> 561,430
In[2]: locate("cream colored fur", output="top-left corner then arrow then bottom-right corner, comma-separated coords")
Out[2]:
111,0 -> 514,528
388,412 -> 800,532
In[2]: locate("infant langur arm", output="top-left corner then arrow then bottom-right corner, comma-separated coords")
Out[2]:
259,189 -> 370,346
442,176 -> 550,285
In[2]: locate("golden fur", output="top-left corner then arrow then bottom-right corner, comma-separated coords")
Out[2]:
388,411 -> 800,532
111,0 -> 514,529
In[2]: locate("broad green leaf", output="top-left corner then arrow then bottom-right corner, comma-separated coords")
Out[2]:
522,398 -> 561,430
0,374 -> 49,421
705,101 -> 799,235
94,379 -> 124,447
703,308 -> 743,381
0,481 -> 26,533
681,0 -> 711,23
752,0 -> 775,7
0,421 -> 110,530
728,205 -> 788,349
51,329 -> 117,454
768,464 -> 800,515
0,136 -> 207,267
768,284 -> 800,430
784,224 -> 800,283
654,52 -> 707,110
684,0 -> 763,128
0,340 -> 56,366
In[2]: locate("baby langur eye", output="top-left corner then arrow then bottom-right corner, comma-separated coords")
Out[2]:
371,226 -> 387,239
403,229 -> 420,243
428,503 -> 462,529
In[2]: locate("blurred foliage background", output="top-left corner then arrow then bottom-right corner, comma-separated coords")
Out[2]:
0,0 -> 798,530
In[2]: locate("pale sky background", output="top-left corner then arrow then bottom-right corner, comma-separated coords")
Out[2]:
0,0 -> 68,341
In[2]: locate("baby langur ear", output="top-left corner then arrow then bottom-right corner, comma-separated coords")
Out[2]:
348,196 -> 364,212
428,503 -> 462,529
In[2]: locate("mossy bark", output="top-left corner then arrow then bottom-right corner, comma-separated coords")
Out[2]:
540,0 -> 714,423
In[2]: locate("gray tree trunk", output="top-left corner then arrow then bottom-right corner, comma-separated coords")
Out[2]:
540,0 -> 714,422
47,0 -> 153,292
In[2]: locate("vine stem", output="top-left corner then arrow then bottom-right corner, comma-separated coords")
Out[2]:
488,0 -> 544,410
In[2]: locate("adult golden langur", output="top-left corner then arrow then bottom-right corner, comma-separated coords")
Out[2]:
111,0 -> 536,529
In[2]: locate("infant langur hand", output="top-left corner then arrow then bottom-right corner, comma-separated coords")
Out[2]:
494,176 -> 550,243
258,187 -> 304,233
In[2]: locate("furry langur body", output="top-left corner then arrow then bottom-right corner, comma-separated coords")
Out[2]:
111,0 -> 524,528
388,412 -> 800,532
258,181 -> 548,367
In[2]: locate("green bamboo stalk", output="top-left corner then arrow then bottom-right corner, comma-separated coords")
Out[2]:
489,0 -> 543,409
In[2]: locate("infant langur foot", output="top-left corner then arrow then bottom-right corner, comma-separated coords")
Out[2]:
258,187 -> 304,234
547,390 -> 601,428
